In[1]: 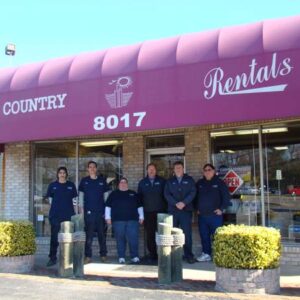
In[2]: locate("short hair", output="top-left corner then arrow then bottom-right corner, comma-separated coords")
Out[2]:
146,163 -> 157,170
203,163 -> 215,170
87,160 -> 97,168
56,166 -> 68,179
173,161 -> 184,167
118,177 -> 128,184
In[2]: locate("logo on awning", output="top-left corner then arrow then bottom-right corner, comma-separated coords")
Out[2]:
105,76 -> 133,109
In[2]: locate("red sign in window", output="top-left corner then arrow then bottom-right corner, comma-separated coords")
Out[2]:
223,170 -> 244,195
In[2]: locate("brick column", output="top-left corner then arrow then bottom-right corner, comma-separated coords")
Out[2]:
185,128 -> 210,179
123,136 -> 144,190
3,142 -> 31,220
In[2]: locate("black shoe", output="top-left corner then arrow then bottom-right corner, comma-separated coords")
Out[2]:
84,257 -> 92,264
187,257 -> 196,264
46,259 -> 57,267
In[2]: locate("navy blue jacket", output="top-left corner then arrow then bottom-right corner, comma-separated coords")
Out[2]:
138,176 -> 167,213
196,175 -> 231,216
164,174 -> 196,212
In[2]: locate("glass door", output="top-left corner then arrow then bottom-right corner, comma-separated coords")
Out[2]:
262,124 -> 300,241
146,147 -> 185,179
211,129 -> 260,226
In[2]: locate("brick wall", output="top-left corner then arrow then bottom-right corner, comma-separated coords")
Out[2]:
123,135 -> 144,190
2,142 -> 30,220
185,128 -> 210,180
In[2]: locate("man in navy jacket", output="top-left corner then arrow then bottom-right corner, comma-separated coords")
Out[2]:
164,161 -> 196,263
196,163 -> 230,262
138,163 -> 166,263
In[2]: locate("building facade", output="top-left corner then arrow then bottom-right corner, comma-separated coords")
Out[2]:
1,15 -> 300,262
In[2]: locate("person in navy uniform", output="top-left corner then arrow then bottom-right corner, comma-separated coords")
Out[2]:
196,163 -> 230,262
138,163 -> 166,263
105,177 -> 144,264
46,166 -> 78,267
78,161 -> 109,264
164,161 -> 197,264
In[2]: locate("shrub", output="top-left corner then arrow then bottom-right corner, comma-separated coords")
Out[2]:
0,221 -> 36,256
213,225 -> 281,269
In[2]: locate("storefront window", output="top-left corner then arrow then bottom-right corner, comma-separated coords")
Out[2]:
211,124 -> 300,241
79,140 -> 123,190
0,151 -> 4,219
262,124 -> 300,241
33,140 -> 123,236
211,130 -> 260,226
146,135 -> 184,149
34,142 -> 76,236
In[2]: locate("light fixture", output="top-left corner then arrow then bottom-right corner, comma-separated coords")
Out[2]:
211,127 -> 288,137
262,128 -> 288,134
235,129 -> 259,135
5,43 -> 16,56
210,131 -> 234,137
274,146 -> 288,151
220,149 -> 235,154
80,140 -> 122,147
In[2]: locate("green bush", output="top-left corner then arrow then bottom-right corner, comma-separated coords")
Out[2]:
213,225 -> 281,269
0,221 -> 36,256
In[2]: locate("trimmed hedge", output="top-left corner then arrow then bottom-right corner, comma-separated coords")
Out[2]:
213,225 -> 281,269
0,221 -> 36,256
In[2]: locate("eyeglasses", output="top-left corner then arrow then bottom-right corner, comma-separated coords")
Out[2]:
204,168 -> 213,172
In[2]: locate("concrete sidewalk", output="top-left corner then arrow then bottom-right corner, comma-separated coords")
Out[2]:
0,255 -> 299,299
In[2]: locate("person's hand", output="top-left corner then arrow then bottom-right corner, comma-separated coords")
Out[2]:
176,202 -> 185,210
214,209 -> 223,215
139,219 -> 144,225
106,219 -> 112,225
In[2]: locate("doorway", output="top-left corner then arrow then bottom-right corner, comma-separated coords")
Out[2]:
146,147 -> 185,179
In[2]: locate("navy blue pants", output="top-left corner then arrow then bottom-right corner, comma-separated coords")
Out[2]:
49,220 -> 60,261
85,213 -> 107,258
198,215 -> 223,256
171,210 -> 194,259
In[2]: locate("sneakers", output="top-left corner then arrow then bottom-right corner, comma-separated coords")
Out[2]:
119,257 -> 125,264
130,257 -> 140,264
84,257 -> 92,264
196,253 -> 212,262
46,259 -> 57,267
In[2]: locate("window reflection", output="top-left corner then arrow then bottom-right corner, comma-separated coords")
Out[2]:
33,141 -> 123,237
211,124 -> 300,241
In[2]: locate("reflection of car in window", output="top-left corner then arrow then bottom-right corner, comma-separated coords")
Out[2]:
237,185 -> 259,195
287,187 -> 300,196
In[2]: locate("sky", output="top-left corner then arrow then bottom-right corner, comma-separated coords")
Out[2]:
0,0 -> 300,68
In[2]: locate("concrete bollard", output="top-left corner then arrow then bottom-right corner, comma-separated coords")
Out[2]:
171,228 -> 184,282
157,213 -> 173,227
157,222 -> 173,284
58,221 -> 74,277
71,214 -> 85,278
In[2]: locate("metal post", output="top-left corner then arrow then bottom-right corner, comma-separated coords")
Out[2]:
258,126 -> 266,226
